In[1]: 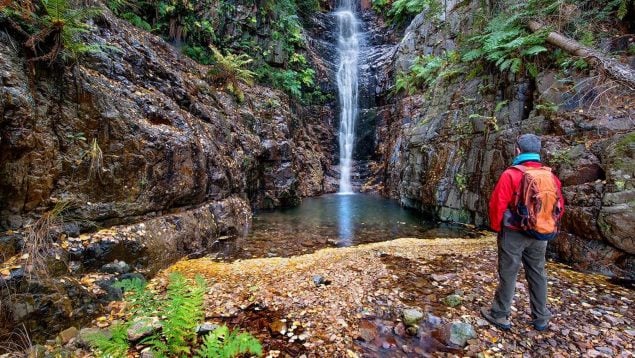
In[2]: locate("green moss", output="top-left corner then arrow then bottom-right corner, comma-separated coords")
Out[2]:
597,215 -> 611,235
614,132 -> 635,156
615,180 -> 626,191
548,148 -> 572,167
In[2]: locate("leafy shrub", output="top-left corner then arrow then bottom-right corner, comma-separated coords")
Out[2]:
394,51 -> 460,94
207,46 -> 255,102
461,0 -> 633,77
105,0 -> 323,102
461,9 -> 550,76
255,64 -> 324,104
372,0 -> 441,25
1,0 -> 102,63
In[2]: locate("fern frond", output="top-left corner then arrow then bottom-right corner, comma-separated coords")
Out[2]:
461,48 -> 483,62
195,325 -> 263,358
114,277 -> 157,317
509,58 -> 522,73
87,323 -> 130,358
521,45 -> 548,56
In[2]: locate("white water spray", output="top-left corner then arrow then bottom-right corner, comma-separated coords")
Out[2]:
336,0 -> 360,194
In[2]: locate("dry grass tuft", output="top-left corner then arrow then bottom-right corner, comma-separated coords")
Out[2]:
23,200 -> 69,278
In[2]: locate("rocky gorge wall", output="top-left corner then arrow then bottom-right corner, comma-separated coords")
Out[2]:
0,7 -> 338,340
0,8 -> 337,238
367,0 -> 634,278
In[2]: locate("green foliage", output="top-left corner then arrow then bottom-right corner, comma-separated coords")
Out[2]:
552,49 -> 589,71
454,173 -> 467,191
66,132 -> 87,142
372,0 -> 442,25
42,0 -> 103,59
616,0 -> 632,19
394,51 -> 460,95
592,0 -> 634,20
121,12 -> 152,31
294,0 -> 320,17
113,277 -> 156,317
106,0 -> 323,102
468,113 -> 498,131
89,272 -> 242,358
549,148 -> 572,166
1,0 -> 103,63
256,64 -> 326,104
208,46 -> 255,102
371,0 -> 391,12
494,100 -> 508,113
88,323 -> 130,358
107,0 -> 151,31
461,9 -> 549,76
535,101 -> 559,115
195,325 -> 263,358
160,273 -> 206,356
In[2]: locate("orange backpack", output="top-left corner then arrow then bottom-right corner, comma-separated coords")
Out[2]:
511,165 -> 562,240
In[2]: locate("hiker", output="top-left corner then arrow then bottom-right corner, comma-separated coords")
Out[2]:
481,133 -> 564,331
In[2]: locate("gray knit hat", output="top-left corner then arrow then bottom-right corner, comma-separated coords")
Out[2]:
516,134 -> 541,153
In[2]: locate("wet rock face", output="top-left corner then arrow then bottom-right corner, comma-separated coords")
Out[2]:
0,276 -> 99,343
371,0 -> 634,277
0,11 -> 336,341
0,12 -> 335,229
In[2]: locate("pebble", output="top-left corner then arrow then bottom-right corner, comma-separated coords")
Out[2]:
196,322 -> 219,335
401,308 -> 423,326
444,294 -> 462,307
595,346 -> 613,355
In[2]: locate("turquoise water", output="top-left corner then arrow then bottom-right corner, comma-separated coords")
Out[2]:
214,194 -> 468,260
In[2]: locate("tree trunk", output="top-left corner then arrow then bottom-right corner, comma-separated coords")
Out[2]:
528,20 -> 635,89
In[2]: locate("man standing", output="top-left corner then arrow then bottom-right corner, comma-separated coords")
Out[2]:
481,133 -> 564,331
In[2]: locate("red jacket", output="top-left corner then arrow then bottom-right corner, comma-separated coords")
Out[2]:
489,161 -> 564,232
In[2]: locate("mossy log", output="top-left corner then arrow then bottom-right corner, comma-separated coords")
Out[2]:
528,20 -> 635,90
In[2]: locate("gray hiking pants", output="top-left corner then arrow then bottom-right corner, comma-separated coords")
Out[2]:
490,228 -> 552,326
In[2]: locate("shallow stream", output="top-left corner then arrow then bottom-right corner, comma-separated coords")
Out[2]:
213,194 -> 471,260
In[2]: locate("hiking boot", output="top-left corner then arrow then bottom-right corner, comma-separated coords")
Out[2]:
533,322 -> 548,331
480,307 -> 511,331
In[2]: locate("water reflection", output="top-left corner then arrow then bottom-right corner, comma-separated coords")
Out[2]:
213,194 -> 469,261
337,194 -> 354,245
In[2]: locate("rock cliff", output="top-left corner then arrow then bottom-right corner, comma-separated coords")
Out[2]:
0,7 -> 336,339
366,0 -> 634,278
0,10 -> 336,235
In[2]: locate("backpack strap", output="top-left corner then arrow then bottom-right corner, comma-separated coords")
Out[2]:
512,165 -> 552,172
511,165 -> 527,172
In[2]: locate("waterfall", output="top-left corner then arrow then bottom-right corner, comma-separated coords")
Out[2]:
336,0 -> 360,194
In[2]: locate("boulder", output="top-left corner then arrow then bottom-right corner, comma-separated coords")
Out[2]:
434,322 -> 477,347
58,326 -> 78,345
77,327 -> 106,349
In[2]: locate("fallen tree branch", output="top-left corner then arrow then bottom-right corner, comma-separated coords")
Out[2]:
528,20 -> 635,90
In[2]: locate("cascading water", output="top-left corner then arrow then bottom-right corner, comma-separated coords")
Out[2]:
336,0 -> 360,194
